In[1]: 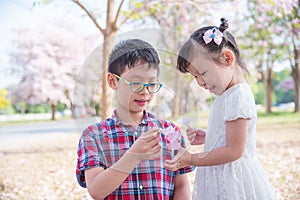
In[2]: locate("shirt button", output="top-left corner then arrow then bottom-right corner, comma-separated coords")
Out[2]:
139,185 -> 144,190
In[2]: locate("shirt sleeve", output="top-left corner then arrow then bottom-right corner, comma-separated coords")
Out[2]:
76,124 -> 106,188
224,87 -> 256,122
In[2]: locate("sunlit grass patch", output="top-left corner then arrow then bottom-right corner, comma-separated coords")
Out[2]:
257,111 -> 300,125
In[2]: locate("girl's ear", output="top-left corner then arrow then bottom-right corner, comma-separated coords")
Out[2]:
107,73 -> 118,90
222,50 -> 234,66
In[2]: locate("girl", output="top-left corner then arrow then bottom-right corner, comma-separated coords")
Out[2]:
165,18 -> 276,199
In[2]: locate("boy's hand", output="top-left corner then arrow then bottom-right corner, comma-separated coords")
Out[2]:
129,128 -> 161,161
110,128 -> 161,173
187,128 -> 206,145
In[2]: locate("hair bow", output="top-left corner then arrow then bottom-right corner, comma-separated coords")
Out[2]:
203,27 -> 223,45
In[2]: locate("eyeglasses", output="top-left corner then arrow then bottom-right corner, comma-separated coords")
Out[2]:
113,73 -> 163,93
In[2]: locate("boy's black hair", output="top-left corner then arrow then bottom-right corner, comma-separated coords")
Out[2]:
177,18 -> 248,74
108,39 -> 160,76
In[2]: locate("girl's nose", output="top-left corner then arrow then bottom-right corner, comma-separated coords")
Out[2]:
197,77 -> 207,88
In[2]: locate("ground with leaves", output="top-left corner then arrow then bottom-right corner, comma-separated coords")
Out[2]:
0,121 -> 299,200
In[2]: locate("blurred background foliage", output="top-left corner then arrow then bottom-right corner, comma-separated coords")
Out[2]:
0,0 -> 299,121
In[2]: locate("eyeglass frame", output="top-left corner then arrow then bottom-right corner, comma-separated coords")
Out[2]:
112,73 -> 163,93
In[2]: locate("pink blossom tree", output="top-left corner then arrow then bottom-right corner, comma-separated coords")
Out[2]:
277,77 -> 294,93
10,27 -> 85,120
246,0 -> 299,113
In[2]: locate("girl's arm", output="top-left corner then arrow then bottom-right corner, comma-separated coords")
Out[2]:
191,118 -> 247,165
165,118 -> 247,170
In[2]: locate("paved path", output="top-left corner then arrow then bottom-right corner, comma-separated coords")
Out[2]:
0,119 -> 76,135
0,117 -> 100,151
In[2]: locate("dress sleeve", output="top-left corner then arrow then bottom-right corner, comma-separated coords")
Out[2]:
76,124 -> 106,188
224,88 -> 256,122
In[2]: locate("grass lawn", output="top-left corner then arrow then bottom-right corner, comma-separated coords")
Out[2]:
0,111 -> 299,199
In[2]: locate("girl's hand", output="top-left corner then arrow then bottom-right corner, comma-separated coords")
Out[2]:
164,147 -> 191,171
187,128 -> 206,145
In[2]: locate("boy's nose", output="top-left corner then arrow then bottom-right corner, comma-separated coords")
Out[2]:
139,86 -> 150,94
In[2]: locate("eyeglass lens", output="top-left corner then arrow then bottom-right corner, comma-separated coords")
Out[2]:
130,82 -> 161,93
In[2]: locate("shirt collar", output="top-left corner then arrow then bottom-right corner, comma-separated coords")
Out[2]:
111,110 -> 155,126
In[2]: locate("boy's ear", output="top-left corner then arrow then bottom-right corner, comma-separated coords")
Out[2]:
107,73 -> 118,90
222,50 -> 234,66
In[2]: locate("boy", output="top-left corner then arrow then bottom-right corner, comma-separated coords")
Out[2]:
76,39 -> 194,200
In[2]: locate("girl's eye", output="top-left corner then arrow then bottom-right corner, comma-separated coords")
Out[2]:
200,71 -> 207,76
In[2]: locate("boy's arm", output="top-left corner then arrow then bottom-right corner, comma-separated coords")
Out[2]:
85,167 -> 128,200
84,128 -> 161,200
85,153 -> 139,200
172,173 -> 190,200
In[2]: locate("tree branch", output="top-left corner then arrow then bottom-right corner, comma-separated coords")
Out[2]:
117,10 -> 139,29
145,0 -> 233,7
71,0 -> 105,35
113,0 -> 125,26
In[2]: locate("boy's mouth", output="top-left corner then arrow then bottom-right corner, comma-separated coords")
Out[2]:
135,99 -> 148,106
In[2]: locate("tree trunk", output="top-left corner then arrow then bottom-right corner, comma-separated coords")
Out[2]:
182,87 -> 189,114
292,62 -> 300,113
172,77 -> 181,117
100,0 -> 117,120
51,103 -> 56,120
292,47 -> 300,113
265,68 -> 273,114
71,0 -> 130,119
101,35 -> 114,120
172,68 -> 182,118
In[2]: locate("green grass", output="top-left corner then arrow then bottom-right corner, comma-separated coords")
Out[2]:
257,111 -> 300,125
191,110 -> 300,126
168,110 -> 300,129
1,110 -> 300,127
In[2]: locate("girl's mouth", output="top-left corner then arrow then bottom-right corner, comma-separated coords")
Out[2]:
209,86 -> 215,92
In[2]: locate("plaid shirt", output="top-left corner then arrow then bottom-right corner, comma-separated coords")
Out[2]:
76,110 -> 194,200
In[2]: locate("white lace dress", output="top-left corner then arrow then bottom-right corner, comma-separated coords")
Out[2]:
192,83 -> 276,200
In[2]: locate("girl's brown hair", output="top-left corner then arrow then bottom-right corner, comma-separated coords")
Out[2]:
177,18 -> 248,74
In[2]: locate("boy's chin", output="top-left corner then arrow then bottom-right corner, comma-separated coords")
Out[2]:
129,106 -> 148,113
